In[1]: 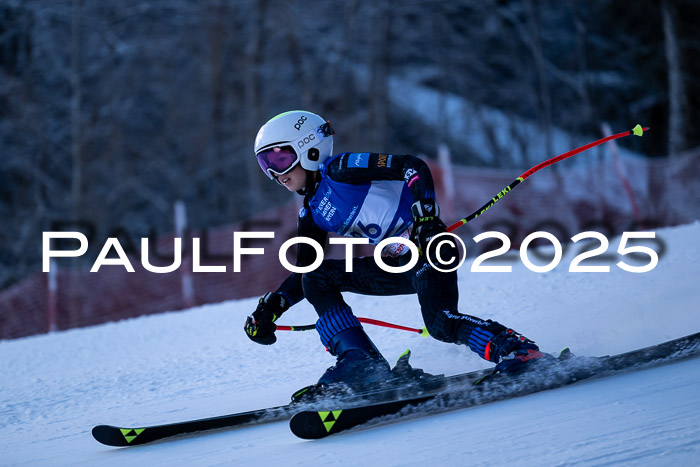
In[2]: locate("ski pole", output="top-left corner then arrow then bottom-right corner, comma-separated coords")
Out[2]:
276,317 -> 429,336
446,124 -> 649,232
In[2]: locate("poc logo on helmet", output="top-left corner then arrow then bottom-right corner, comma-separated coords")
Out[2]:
294,115 -> 307,131
297,133 -> 316,148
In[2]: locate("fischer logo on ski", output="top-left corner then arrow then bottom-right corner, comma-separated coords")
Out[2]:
318,410 -> 343,432
120,428 -> 145,443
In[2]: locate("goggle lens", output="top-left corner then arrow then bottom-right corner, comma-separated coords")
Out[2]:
256,146 -> 299,179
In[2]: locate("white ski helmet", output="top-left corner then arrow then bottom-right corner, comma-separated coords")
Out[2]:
254,110 -> 334,180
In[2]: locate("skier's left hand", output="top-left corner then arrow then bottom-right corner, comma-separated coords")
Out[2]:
410,200 -> 458,266
410,200 -> 446,253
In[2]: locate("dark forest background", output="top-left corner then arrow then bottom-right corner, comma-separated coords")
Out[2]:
1,0 -> 699,290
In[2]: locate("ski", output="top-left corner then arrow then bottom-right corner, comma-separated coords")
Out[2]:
289,331 -> 700,439
91,355 -> 484,447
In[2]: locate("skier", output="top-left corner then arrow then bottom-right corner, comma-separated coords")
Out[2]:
244,110 -> 549,392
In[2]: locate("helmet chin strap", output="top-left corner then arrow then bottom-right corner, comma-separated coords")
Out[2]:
296,169 -> 319,196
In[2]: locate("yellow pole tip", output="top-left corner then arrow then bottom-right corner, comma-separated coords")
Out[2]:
632,124 -> 644,136
420,327 -> 430,337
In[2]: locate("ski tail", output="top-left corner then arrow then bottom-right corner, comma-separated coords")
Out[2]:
92,405 -> 290,447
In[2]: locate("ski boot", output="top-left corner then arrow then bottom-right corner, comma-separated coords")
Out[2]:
292,325 -> 392,403
318,325 -> 393,390
490,329 -> 553,374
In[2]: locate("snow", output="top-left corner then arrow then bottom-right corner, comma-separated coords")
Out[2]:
2,222 -> 700,466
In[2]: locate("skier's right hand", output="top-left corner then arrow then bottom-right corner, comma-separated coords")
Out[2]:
244,292 -> 289,345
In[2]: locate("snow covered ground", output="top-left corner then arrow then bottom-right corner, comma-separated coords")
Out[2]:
2,222 -> 699,466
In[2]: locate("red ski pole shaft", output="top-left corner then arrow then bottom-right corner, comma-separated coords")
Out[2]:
276,317 -> 429,336
357,317 -> 426,335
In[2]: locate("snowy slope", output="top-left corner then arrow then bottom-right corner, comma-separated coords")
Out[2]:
2,223 -> 700,466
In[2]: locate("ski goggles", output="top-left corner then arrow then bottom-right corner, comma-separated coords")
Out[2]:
256,146 -> 300,179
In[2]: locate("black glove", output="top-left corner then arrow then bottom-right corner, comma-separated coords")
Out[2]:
410,200 -> 458,267
244,292 -> 289,345
410,200 -> 445,253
